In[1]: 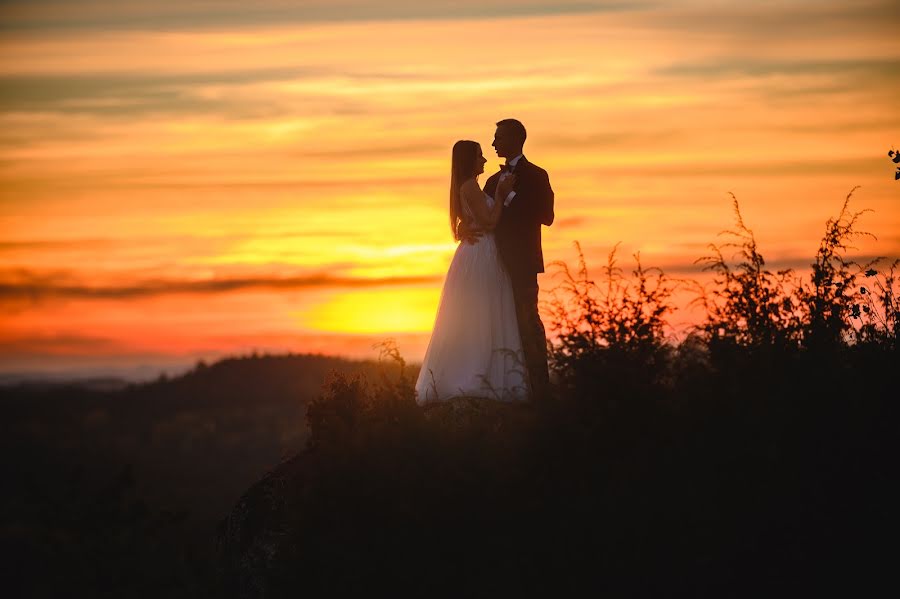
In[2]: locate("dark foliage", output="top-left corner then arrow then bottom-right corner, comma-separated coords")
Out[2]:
217,190 -> 895,597
798,186 -> 881,351
220,345 -> 893,596
693,193 -> 806,360
545,241 -> 677,398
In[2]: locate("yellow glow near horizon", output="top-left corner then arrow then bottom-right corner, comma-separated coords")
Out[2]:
297,287 -> 442,334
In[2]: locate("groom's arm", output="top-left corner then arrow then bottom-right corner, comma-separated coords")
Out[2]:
521,169 -> 554,226
541,172 -> 554,227
537,170 -> 554,226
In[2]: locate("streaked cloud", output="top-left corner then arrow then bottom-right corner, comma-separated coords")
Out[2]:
0,67 -> 313,117
0,333 -> 123,354
657,58 -> 900,80
0,0 -> 642,33
637,0 -> 900,37
0,269 -> 441,301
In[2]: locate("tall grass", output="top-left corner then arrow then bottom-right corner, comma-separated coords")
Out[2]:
541,188 -> 897,393
545,242 -> 677,398
692,193 -> 806,357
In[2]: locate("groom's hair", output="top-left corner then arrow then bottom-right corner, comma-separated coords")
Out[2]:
496,118 -> 527,143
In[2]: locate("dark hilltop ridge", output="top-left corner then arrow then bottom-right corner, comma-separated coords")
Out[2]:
216,192 -> 896,596
215,347 -> 892,597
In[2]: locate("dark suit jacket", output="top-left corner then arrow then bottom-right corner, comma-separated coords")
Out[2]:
484,156 -> 554,286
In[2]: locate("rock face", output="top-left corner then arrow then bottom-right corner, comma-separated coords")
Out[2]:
214,398 -> 539,597
216,454 -> 309,599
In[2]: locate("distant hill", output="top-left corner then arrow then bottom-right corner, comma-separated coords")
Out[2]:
3,352 -> 391,514
0,374 -> 133,392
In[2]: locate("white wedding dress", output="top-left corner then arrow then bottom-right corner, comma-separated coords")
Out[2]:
415,190 -> 529,405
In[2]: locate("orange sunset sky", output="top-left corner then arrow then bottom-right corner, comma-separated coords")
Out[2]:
1,0 -> 899,380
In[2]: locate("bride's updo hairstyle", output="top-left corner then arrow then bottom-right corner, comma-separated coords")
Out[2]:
449,140 -> 480,241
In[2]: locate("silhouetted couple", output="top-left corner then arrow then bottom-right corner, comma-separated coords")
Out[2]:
415,119 -> 554,405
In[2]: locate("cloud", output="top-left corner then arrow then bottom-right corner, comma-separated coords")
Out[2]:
0,0 -> 645,32
0,238 -> 120,251
656,58 -> 900,81
638,0 -> 900,38
0,67 -> 321,118
554,216 -> 588,229
0,269 -> 442,302
0,333 -> 124,354
0,66 -> 449,119
587,158 -> 885,178
0,231 -> 364,253
655,57 -> 900,105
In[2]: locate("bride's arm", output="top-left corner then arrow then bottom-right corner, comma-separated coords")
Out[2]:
461,177 -> 513,230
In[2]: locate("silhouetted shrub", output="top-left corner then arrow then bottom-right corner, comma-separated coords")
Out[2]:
853,259 -> 900,349
545,241 -> 677,398
797,186 -> 879,351
692,194 -> 806,365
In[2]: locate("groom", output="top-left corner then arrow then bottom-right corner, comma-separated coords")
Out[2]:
461,118 -> 555,400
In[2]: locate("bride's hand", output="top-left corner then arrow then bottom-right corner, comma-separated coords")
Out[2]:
497,174 -> 517,197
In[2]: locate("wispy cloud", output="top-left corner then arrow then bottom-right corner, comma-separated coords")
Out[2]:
0,67 -> 313,117
0,0 -> 644,32
636,0 -> 900,38
0,269 -> 441,302
656,58 -> 900,80
0,333 -> 124,354
594,158 -> 886,178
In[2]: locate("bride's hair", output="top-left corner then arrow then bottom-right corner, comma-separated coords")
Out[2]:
449,140 -> 480,241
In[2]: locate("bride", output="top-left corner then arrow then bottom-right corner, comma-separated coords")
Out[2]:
414,140 -> 529,405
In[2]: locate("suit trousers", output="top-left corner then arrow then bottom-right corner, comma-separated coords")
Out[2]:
511,275 -> 550,400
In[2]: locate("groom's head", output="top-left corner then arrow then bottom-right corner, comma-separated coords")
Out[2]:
492,118 -> 526,159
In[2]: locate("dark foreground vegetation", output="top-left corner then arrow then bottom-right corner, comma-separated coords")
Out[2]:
5,191 -> 897,597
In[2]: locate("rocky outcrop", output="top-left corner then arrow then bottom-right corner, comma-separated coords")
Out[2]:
216,453 -> 310,599
214,398 -> 538,597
